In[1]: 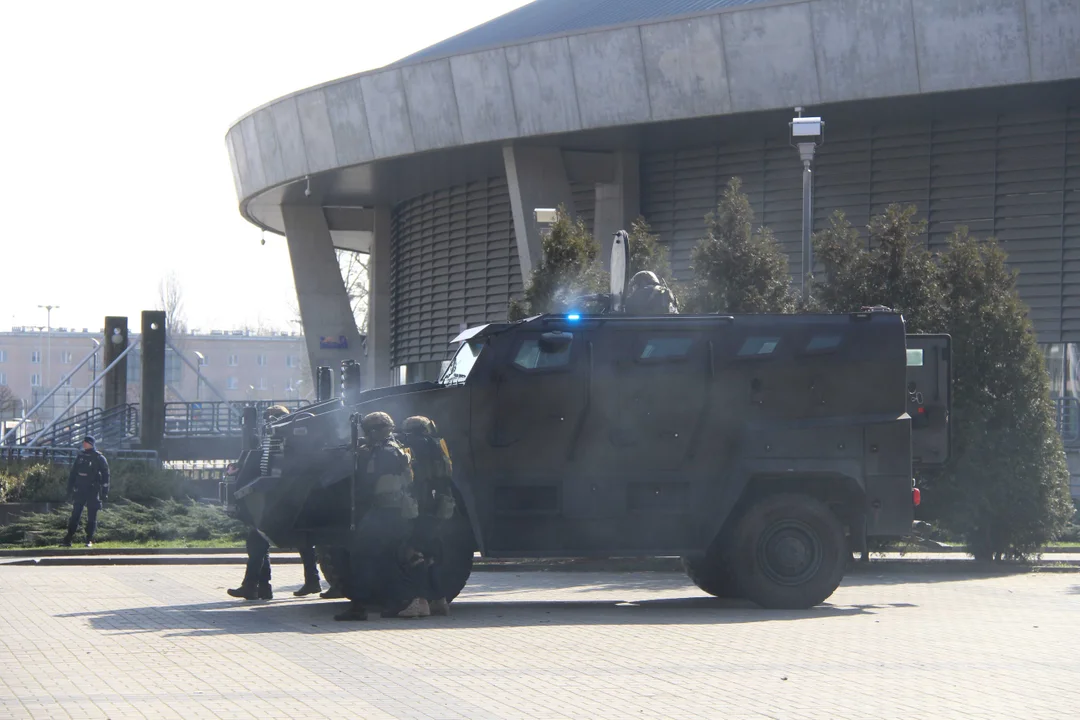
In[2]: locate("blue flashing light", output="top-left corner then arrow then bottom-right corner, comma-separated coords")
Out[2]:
567,314 -> 581,321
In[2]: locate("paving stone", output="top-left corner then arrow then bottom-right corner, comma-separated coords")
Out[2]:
0,564 -> 1078,718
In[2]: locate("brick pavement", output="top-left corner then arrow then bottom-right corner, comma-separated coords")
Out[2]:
0,563 -> 1078,719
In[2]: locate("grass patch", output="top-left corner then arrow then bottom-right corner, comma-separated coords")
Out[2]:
0,498 -> 245,548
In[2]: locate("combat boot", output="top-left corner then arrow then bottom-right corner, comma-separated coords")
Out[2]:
382,597 -> 429,619
85,540 -> 94,548
227,585 -> 258,600
429,598 -> 450,616
334,602 -> 368,621
320,586 -> 345,599
294,581 -> 322,597
59,535 -> 73,548
257,583 -> 273,600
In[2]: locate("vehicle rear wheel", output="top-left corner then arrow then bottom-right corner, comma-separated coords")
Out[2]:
681,553 -> 740,598
730,493 -> 846,610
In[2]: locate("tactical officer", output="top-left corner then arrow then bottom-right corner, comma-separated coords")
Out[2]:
262,404 -> 324,597
61,436 -> 110,547
400,416 -> 456,616
228,527 -> 273,600
624,270 -> 678,315
334,411 -> 427,621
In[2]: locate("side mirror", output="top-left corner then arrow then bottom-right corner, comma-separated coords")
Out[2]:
539,332 -> 573,354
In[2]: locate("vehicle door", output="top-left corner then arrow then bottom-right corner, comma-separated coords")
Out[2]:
484,329 -> 589,481
906,334 -> 951,466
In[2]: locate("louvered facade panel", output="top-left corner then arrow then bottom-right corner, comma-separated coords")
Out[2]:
390,177 -> 521,366
641,107 -> 1080,342
570,181 -> 596,235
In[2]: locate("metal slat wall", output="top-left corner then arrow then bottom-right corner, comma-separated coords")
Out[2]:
570,181 -> 596,235
641,107 -> 1080,342
390,177 -> 522,366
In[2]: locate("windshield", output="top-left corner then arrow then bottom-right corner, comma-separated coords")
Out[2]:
439,341 -> 484,386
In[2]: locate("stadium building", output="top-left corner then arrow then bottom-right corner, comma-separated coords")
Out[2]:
226,0 -> 1080,392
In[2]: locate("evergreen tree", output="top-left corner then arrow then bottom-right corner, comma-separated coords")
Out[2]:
626,217 -> 674,286
937,229 -> 1073,559
684,178 -> 796,313
813,205 -> 945,332
508,206 -> 607,321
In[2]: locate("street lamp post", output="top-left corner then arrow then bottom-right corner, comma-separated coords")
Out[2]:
193,351 -> 205,400
789,110 -> 824,305
37,305 -> 59,419
90,338 -> 100,412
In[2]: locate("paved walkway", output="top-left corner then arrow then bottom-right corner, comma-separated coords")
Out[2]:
1,564 -> 1078,719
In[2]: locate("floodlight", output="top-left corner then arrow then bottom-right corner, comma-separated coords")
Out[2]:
791,117 -> 823,138
534,208 -> 558,225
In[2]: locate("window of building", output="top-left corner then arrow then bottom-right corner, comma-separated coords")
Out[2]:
0,350 -> 8,363
258,377 -> 267,390
61,351 -> 74,364
286,355 -> 299,368
639,337 -> 694,361
197,353 -> 209,366
257,354 -> 268,367
30,374 -> 41,387
0,372 -> 6,386
738,337 -> 780,356
285,378 -> 295,392
227,377 -> 238,390
513,334 -> 573,370
30,351 -> 41,364
164,349 -> 183,385
227,354 -> 239,367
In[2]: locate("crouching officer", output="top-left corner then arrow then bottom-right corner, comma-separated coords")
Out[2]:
61,436 -> 110,547
334,411 -> 428,621
624,271 -> 678,315
401,416 -> 456,616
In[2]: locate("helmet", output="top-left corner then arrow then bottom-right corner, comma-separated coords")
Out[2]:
263,404 -> 291,420
629,270 -> 660,292
360,412 -> 395,435
402,416 -> 438,436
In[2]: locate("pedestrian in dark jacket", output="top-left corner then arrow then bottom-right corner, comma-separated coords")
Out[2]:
62,436 -> 110,547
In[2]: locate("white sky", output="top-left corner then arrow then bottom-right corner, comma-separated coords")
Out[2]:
0,0 -> 531,334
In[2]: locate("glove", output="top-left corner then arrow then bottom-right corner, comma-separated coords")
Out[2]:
435,494 -> 456,520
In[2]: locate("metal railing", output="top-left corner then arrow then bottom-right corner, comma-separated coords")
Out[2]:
1,446 -> 158,466
163,399 -> 306,437
24,404 -> 140,449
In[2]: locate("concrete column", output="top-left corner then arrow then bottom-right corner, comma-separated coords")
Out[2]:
282,205 -> 365,388
365,206 -> 393,389
503,145 -> 577,282
593,150 -> 640,268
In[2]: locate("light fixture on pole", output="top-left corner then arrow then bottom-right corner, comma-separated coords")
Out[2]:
193,351 -> 205,400
37,305 -> 59,419
789,109 -> 824,304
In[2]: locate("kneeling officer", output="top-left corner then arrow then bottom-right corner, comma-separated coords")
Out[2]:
61,436 -> 110,547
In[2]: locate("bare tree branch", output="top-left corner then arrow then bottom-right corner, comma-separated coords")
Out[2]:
336,249 -> 369,334
0,385 -> 21,419
157,272 -> 188,337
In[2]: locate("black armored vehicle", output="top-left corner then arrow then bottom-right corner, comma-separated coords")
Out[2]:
223,305 -> 950,610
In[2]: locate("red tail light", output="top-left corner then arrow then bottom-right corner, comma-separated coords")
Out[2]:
912,487 -> 921,506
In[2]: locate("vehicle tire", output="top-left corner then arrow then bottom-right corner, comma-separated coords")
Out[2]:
730,493 -> 847,610
433,507 -> 476,602
680,553 -> 740,598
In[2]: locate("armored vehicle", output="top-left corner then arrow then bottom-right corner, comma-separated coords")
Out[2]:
223,308 -> 949,610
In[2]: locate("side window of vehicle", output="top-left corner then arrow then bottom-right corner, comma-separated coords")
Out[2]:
738,336 -> 780,357
638,337 -> 695,363
513,334 -> 573,371
804,334 -> 843,353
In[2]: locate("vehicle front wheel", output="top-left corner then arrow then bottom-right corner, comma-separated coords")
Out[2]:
730,493 -> 846,610
680,552 -> 740,598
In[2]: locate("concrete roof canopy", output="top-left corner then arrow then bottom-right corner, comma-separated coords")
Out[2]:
227,0 -> 1080,233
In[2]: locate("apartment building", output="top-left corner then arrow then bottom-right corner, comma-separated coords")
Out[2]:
0,327 -> 309,427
